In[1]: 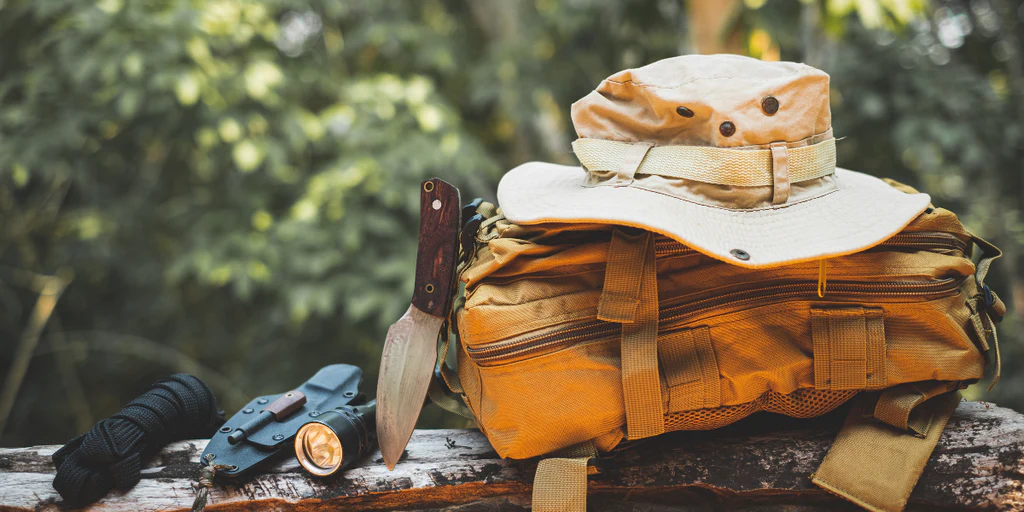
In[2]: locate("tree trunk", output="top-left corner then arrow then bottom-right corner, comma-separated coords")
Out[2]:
1,401 -> 1022,511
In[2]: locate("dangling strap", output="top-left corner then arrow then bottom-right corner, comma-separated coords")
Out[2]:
428,295 -> 475,420
967,233 -> 1005,389
971,233 -> 1002,291
427,377 -> 473,419
873,381 -> 959,436
598,228 -> 664,440
532,442 -> 598,512
430,195 -> 495,422
813,390 -> 961,512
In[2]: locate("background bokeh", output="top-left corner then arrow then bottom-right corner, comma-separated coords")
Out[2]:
1,0 -> 1021,446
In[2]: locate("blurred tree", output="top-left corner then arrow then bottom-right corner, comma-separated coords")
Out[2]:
0,0 -> 1020,445
740,0 -> 1023,403
0,0 -> 502,443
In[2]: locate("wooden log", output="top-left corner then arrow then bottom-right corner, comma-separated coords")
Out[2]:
0,401 -> 1022,511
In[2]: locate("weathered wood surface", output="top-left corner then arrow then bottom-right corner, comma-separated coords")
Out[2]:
1,401 -> 1022,511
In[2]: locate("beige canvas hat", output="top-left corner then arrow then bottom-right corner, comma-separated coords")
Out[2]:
497,54 -> 931,268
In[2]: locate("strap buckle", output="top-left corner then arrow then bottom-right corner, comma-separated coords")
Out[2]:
982,285 -> 1003,323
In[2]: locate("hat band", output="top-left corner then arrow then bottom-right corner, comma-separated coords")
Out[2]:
572,136 -> 836,188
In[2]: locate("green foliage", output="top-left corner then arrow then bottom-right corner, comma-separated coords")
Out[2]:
745,0 -> 1024,403
0,0 -> 1021,445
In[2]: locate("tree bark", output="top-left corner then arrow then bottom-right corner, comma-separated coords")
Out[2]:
1,401 -> 1022,511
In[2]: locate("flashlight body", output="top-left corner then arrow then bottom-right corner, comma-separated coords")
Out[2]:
295,401 -> 377,476
331,401 -> 377,472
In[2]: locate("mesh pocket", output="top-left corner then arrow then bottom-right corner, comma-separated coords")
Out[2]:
663,388 -> 858,431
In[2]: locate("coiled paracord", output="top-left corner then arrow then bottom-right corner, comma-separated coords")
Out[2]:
52,373 -> 224,507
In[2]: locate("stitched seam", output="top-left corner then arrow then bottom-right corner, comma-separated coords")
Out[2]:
603,67 -> 806,89
815,477 -> 888,512
626,183 -> 842,212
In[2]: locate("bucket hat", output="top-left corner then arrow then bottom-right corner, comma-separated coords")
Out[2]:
497,54 -> 931,268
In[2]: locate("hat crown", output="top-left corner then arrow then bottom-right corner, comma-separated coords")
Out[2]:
571,54 -> 831,147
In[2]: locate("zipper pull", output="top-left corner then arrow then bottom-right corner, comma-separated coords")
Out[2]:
817,259 -> 828,298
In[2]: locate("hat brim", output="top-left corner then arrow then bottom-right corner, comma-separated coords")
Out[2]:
496,163 -> 931,268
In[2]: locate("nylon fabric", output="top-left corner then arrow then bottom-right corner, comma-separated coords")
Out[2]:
813,391 -> 961,512
811,307 -> 887,390
659,326 -> 720,411
451,192 -> 995,467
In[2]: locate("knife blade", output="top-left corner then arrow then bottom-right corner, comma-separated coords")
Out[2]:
377,178 -> 461,470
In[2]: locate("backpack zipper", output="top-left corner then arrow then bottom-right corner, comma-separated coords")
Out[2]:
466,276 -> 963,366
465,231 -> 969,366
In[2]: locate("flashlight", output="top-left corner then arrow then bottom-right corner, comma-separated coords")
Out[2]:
294,400 -> 377,476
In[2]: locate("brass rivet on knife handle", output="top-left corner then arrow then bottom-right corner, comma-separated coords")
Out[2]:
411,178 -> 461,317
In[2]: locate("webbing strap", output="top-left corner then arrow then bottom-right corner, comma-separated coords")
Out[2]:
427,377 -> 473,419
967,232 -> 1004,389
813,391 -> 960,512
532,442 -> 598,512
769,142 -> 790,204
967,298 -> 1002,389
873,381 -> 958,436
600,228 -> 664,440
811,307 -> 887,390
970,232 -> 1002,291
597,228 -> 648,323
428,297 -> 474,420
572,136 -> 836,187
659,326 -> 721,411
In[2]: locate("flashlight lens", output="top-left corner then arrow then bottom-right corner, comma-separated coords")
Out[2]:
295,423 -> 343,476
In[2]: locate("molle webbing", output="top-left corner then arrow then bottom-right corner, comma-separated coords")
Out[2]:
659,326 -> 721,411
811,307 -> 887,390
599,228 -> 663,440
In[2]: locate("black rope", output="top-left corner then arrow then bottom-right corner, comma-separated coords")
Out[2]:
52,374 -> 224,507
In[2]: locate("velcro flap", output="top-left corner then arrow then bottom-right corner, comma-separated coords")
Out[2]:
659,326 -> 721,411
812,307 -> 887,390
813,391 -> 961,512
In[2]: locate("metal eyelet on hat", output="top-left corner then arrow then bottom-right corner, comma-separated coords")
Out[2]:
730,249 -> 750,261
761,96 -> 780,115
719,121 -> 736,137
676,106 -> 694,118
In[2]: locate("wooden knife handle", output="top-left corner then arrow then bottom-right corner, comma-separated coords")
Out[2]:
411,178 -> 461,317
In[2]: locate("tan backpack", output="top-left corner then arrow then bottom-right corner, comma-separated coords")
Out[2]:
428,184 -> 1004,512
425,55 -> 1006,512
